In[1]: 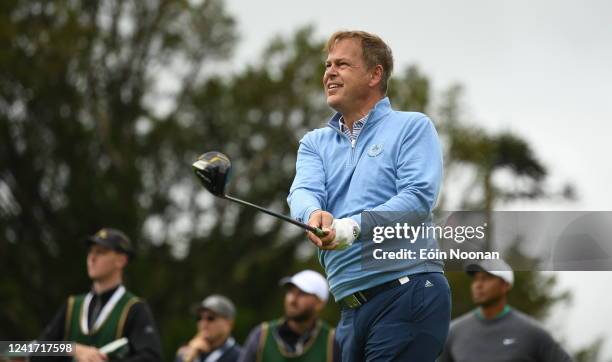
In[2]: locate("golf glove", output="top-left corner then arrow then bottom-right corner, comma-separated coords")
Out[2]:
331,218 -> 360,250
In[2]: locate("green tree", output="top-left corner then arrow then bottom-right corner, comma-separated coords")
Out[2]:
0,0 -> 236,356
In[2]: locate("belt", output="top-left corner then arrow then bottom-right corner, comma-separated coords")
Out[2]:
339,276 -> 410,309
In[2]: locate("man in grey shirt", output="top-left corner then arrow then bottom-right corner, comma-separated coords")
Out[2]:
439,260 -> 572,362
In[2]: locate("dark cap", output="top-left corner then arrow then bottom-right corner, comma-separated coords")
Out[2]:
197,295 -> 236,319
86,228 -> 135,259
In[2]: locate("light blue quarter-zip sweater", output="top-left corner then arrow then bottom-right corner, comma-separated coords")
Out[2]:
288,97 -> 444,301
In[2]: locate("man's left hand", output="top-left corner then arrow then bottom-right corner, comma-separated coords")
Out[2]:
307,210 -> 338,249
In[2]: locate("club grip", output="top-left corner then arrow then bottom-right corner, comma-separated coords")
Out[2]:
313,228 -> 328,237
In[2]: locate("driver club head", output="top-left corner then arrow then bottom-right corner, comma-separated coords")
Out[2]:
191,151 -> 326,237
192,151 -> 231,197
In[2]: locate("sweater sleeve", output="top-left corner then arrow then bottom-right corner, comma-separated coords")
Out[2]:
30,301 -> 70,362
119,301 -> 163,362
288,133 -> 327,223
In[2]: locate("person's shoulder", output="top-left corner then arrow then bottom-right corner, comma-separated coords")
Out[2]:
509,309 -> 551,335
121,288 -> 146,306
121,292 -> 152,320
388,110 -> 433,125
64,294 -> 81,311
241,322 -> 269,354
382,110 -> 436,136
122,287 -> 142,298
444,311 -> 477,346
70,291 -> 89,299
510,309 -> 539,325
224,343 -> 243,360
300,126 -> 336,143
65,292 -> 88,308
449,310 -> 478,331
246,321 -> 268,338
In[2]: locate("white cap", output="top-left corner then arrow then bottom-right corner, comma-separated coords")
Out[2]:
280,270 -> 329,302
465,259 -> 514,286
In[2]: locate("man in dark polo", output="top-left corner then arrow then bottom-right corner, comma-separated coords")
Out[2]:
440,259 -> 572,362
32,227 -> 162,362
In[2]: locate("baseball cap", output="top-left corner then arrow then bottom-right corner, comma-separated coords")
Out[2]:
198,295 -> 236,319
465,259 -> 514,286
280,270 -> 329,302
86,228 -> 135,259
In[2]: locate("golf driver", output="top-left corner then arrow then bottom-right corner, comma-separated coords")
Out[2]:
192,151 -> 327,237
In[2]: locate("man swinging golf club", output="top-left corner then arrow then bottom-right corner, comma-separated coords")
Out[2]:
287,30 -> 451,361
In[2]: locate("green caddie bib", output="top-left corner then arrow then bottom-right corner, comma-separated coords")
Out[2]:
257,319 -> 335,362
64,286 -> 139,349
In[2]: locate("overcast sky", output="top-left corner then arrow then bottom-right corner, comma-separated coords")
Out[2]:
224,0 -> 612,358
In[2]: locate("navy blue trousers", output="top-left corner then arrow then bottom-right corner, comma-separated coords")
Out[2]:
335,272 -> 451,362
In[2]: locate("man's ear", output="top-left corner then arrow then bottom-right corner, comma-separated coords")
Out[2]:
314,298 -> 326,313
116,253 -> 129,269
502,281 -> 512,294
368,65 -> 384,88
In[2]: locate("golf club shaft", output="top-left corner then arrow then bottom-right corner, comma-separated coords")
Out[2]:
224,195 -> 327,237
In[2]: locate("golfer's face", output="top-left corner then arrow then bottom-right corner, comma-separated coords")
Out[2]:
86,244 -> 124,280
323,38 -> 371,113
470,271 -> 508,305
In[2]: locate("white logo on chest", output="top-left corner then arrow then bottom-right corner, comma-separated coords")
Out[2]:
502,338 -> 516,346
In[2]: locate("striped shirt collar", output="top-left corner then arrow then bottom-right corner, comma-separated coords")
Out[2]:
339,114 -> 369,143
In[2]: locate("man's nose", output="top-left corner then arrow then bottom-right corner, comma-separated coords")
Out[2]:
325,65 -> 338,78
286,290 -> 299,302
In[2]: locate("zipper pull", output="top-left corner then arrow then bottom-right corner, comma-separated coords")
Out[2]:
351,139 -> 356,148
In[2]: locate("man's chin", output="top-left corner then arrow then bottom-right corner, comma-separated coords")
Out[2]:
89,272 -> 111,282
472,296 -> 487,305
474,298 -> 498,308
326,96 -> 341,110
286,312 -> 312,323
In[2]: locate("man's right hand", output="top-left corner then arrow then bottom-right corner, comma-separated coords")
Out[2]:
177,331 -> 210,362
307,210 -> 338,250
73,343 -> 107,362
